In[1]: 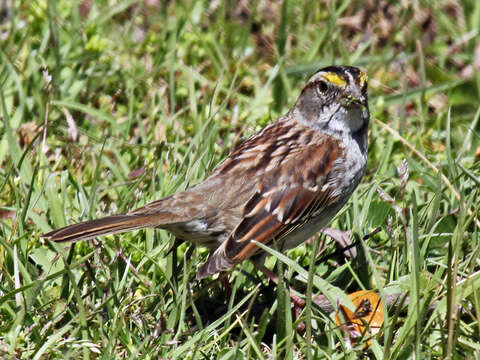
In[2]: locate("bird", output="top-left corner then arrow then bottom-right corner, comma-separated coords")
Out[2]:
42,65 -> 370,280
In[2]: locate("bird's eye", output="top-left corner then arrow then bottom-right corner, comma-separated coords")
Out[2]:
317,81 -> 328,94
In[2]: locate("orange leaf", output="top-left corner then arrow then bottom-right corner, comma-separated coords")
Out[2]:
335,290 -> 384,347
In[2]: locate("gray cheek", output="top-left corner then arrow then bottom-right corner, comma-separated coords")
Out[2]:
297,89 -> 325,123
299,103 -> 319,123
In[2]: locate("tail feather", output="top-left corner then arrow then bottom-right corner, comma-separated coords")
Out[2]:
196,242 -> 235,279
42,213 -> 163,243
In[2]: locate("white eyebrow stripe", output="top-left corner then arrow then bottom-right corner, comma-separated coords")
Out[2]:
346,69 -> 355,85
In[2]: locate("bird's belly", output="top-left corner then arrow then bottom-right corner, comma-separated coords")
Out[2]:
278,207 -> 338,250
165,219 -> 227,250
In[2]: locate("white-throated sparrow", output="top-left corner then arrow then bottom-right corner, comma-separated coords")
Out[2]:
43,65 -> 369,279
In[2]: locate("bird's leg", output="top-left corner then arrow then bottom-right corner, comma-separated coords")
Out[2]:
251,261 -> 308,332
251,261 -> 305,308
219,272 -> 232,300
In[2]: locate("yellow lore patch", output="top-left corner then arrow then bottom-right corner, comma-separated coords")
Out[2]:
323,72 -> 347,86
359,71 -> 367,86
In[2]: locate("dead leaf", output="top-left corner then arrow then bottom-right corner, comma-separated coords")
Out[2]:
474,39 -> 480,70
428,93 -> 447,112
18,121 -> 40,148
62,108 -> 78,141
79,0 -> 92,18
128,167 -> 146,179
397,159 -> 409,194
337,13 -> 364,31
155,122 -> 166,143
235,0 -> 250,22
461,64 -> 474,79
335,290 -> 384,348
0,209 -> 15,220
322,228 -> 356,258
475,147 -> 480,159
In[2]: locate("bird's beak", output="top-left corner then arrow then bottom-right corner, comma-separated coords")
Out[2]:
344,94 -> 367,108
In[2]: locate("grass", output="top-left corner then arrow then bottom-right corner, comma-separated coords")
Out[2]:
1,0 -> 480,358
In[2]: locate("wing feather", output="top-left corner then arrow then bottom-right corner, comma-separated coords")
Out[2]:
196,134 -> 343,279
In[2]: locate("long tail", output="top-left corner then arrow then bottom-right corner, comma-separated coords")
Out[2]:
42,213 -> 165,243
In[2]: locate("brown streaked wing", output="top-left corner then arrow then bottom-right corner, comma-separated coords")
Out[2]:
197,135 -> 343,278
227,185 -> 334,263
